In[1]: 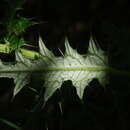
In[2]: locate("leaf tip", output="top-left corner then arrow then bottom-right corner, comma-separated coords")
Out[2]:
39,36 -> 55,57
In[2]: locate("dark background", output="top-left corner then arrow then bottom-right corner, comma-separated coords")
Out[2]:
0,0 -> 130,130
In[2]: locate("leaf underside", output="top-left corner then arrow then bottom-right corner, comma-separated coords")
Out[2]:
0,36 -> 108,103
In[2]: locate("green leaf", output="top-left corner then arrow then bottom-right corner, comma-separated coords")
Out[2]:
4,35 -> 26,51
7,16 -> 36,35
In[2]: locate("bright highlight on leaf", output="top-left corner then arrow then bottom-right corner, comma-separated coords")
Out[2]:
0,36 -> 108,103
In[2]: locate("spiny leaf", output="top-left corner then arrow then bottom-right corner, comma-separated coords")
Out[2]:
39,36 -> 55,57
7,16 -> 36,35
3,35 -> 26,51
0,36 -> 108,103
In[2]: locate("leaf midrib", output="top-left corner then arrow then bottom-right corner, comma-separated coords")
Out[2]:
0,66 -> 107,72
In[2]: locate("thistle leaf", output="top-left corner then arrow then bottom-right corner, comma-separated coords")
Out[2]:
39,36 -> 55,57
65,37 -> 84,63
0,36 -> 108,103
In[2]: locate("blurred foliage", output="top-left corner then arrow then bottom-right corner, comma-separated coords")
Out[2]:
7,15 -> 37,35
0,118 -> 22,130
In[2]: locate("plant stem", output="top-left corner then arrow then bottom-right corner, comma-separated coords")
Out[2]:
20,48 -> 40,59
0,44 -> 40,59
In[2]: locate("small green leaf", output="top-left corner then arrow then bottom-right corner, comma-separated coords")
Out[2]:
8,15 -> 36,35
4,35 -> 26,51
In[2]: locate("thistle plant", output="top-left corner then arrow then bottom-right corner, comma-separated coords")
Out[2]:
0,35 -> 129,104
1,36 -> 106,101
0,30 -> 130,130
0,1 -> 129,130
